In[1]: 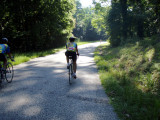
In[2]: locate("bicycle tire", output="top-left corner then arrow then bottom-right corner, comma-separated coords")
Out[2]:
69,64 -> 72,85
0,73 -> 2,86
5,62 -> 14,83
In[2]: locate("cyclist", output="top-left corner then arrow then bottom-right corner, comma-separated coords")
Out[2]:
65,36 -> 79,78
0,38 -> 14,71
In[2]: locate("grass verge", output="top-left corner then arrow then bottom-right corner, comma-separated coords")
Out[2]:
94,40 -> 160,120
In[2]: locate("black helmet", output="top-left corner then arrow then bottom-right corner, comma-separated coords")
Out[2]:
2,38 -> 8,43
69,36 -> 76,42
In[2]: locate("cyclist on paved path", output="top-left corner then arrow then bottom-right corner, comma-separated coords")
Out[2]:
65,36 -> 79,78
0,38 -> 14,71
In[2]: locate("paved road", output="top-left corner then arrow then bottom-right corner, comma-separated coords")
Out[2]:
0,42 -> 119,120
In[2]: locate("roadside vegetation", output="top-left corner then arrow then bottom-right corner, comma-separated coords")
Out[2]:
94,38 -> 160,120
12,46 -> 65,66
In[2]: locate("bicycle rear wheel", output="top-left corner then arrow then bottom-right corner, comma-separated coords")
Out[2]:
69,64 -> 73,85
5,62 -> 14,83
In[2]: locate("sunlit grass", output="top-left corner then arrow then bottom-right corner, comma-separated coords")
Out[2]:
94,39 -> 160,120
10,46 -> 65,65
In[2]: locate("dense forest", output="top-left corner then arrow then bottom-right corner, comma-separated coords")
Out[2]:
76,0 -> 160,46
0,0 -> 107,53
73,0 -> 107,41
94,0 -> 160,46
0,0 -> 76,52
0,0 -> 159,52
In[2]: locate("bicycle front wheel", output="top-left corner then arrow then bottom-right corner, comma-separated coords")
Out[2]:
5,62 -> 14,83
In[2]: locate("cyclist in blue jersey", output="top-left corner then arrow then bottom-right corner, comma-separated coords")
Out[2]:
0,38 -> 14,71
65,37 -> 79,78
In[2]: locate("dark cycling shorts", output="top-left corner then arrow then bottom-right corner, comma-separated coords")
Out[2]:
0,53 -> 6,61
65,51 -> 77,62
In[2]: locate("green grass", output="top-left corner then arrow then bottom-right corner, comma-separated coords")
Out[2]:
11,46 -> 65,65
11,41 -> 96,65
94,40 -> 160,120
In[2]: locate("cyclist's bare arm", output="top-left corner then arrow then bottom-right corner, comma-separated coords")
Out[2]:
76,46 -> 79,55
7,53 -> 14,61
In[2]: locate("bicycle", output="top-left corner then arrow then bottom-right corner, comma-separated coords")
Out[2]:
68,54 -> 79,85
0,59 -> 14,86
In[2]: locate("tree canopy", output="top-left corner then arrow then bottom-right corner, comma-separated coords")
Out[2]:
101,0 -> 160,46
1,0 -> 159,51
0,0 -> 76,52
73,0 -> 108,41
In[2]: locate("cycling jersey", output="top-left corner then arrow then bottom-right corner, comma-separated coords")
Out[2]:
0,44 -> 10,54
66,42 -> 77,52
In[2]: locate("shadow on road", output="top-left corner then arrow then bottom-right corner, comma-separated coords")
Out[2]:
0,42 -> 118,120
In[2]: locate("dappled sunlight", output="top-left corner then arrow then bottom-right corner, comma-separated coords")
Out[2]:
24,106 -> 41,116
53,69 -> 66,73
0,96 -> 8,104
0,42 -> 117,120
78,56 -> 94,62
69,85 -> 98,93
77,112 -> 97,120
0,80 -> 38,96
78,62 -> 95,67
0,85 -> 18,92
89,53 -> 94,55
6,94 -> 34,111
20,80 -> 38,86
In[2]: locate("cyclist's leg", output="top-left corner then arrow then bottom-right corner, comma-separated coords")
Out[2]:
65,51 -> 69,63
73,61 -> 77,73
0,54 -> 7,70
66,56 -> 69,64
65,51 -> 70,68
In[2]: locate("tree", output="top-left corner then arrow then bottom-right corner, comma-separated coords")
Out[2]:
0,0 -> 76,52
101,0 -> 160,46
73,0 -> 107,41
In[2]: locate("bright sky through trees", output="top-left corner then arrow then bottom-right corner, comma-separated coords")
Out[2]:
80,0 -> 97,8
80,0 -> 111,8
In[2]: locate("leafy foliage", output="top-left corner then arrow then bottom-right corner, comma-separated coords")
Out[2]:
73,0 -> 107,41
101,0 -> 160,46
0,0 -> 76,52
